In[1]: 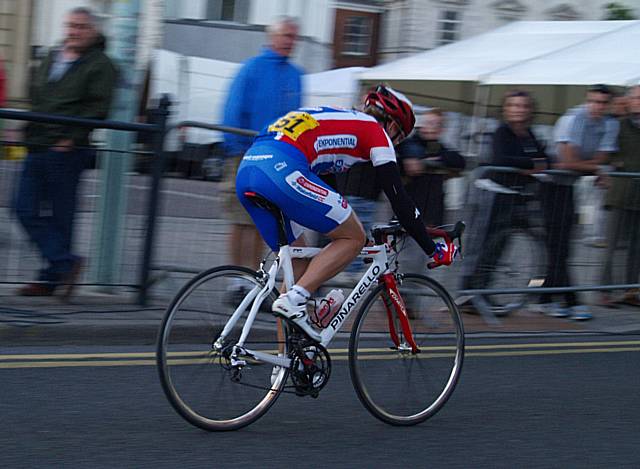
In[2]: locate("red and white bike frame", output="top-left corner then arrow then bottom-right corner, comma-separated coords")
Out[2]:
213,240 -> 418,369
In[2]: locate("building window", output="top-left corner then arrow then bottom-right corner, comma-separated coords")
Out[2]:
342,16 -> 372,56
437,10 -> 462,46
206,0 -> 249,23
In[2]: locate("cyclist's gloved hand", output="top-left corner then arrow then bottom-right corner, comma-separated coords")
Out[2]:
428,241 -> 457,269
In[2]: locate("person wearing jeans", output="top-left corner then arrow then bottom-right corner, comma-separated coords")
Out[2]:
460,91 -> 546,316
13,7 -> 116,296
14,149 -> 88,291
541,84 -> 620,320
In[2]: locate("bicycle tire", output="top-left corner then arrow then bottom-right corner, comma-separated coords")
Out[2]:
157,265 -> 285,431
349,273 -> 464,426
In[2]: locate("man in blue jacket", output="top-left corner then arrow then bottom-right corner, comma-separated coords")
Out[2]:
221,16 -> 303,302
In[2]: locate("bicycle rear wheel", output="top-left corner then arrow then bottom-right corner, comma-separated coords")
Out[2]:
157,265 -> 284,431
349,274 -> 464,426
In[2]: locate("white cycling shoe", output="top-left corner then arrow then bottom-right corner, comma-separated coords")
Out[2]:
272,294 -> 322,342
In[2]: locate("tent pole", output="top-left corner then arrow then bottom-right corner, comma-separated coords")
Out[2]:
468,84 -> 490,161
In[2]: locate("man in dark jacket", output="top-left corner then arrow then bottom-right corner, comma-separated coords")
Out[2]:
14,7 -> 117,296
396,108 -> 465,275
397,108 -> 465,226
601,85 -> 640,305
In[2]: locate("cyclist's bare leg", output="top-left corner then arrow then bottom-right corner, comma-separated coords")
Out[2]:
295,212 -> 366,294
229,224 -> 264,268
291,235 -> 312,281
276,235 -> 311,346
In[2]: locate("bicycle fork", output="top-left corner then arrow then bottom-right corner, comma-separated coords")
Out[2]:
380,273 -> 420,354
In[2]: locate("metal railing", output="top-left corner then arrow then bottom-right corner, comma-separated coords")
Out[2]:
457,165 -> 640,320
0,95 -> 170,304
4,108 -> 637,324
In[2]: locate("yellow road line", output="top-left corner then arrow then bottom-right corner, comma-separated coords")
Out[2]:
2,340 -> 640,361
334,340 -> 640,354
0,359 -> 157,369
1,346 -> 639,368
0,351 -> 194,361
466,340 -> 640,350
466,347 -> 640,358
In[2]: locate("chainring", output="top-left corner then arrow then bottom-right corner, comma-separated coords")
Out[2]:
289,339 -> 331,398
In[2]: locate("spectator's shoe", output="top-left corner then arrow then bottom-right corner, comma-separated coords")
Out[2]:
17,283 -> 55,297
620,290 -> 640,307
272,294 -> 322,342
538,302 -> 571,318
568,305 -> 593,321
59,257 -> 84,300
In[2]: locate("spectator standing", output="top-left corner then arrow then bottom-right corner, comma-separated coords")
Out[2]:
460,91 -> 547,316
582,91 -> 628,248
336,161 -> 381,280
221,16 -> 303,301
0,57 -> 6,159
397,108 -> 465,275
601,85 -> 640,306
14,7 -> 116,297
610,93 -> 629,120
540,85 -> 620,320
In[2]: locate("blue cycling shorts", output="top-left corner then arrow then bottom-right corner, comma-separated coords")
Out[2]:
236,141 -> 352,251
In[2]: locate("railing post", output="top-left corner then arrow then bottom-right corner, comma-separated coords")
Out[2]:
138,94 -> 171,305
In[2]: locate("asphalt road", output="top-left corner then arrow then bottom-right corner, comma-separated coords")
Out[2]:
2,335 -> 639,469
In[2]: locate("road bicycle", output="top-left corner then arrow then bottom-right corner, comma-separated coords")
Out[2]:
465,176 -> 547,317
157,192 -> 465,431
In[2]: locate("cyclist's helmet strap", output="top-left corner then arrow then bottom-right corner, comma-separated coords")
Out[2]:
364,84 -> 416,138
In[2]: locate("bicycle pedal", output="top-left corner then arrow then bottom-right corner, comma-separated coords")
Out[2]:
230,358 -> 247,367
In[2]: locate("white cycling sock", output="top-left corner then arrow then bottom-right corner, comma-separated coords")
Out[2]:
288,285 -> 310,305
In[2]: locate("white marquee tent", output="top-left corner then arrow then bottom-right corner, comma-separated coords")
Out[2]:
484,21 -> 640,86
358,20 -> 640,121
151,20 -> 640,144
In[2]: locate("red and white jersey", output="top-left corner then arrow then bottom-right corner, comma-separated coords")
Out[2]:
256,106 -> 397,174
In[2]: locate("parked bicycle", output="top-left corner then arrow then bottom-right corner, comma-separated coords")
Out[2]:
463,173 -> 547,317
157,193 -> 465,430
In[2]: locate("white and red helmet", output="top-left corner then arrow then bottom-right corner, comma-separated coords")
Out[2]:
364,84 -> 416,138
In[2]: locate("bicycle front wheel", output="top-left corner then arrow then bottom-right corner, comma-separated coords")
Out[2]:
349,274 -> 464,426
157,265 -> 284,431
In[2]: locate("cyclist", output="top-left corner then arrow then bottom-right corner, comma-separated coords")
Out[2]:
236,84 -> 455,341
